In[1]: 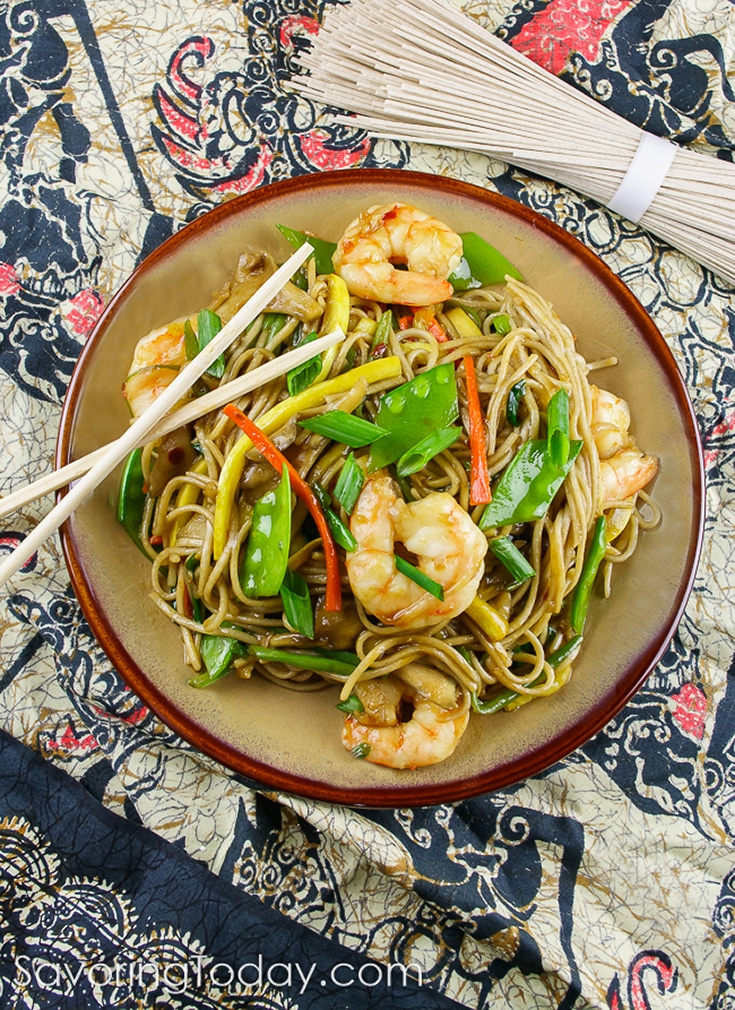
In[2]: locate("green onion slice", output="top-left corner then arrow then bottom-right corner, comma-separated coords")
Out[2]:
325,508 -> 357,551
333,453 -> 364,514
287,331 -> 321,396
492,313 -> 512,335
395,425 -> 461,477
189,634 -> 248,688
183,319 -> 199,361
197,308 -> 226,379
489,536 -> 536,585
506,379 -> 525,427
249,647 -> 358,679
336,694 -> 364,714
547,388 -> 570,469
276,224 -> 336,275
394,555 -> 444,600
280,568 -> 314,639
299,410 -> 388,447
370,310 -> 394,351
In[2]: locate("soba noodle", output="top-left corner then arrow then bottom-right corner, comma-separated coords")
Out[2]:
120,208 -> 660,768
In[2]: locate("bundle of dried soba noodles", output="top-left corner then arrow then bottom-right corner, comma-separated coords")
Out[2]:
292,0 -> 735,288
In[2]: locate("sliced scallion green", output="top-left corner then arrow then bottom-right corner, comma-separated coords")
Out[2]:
276,223 -> 336,275
287,331 -> 321,396
326,508 -> 357,551
189,634 -> 248,688
333,453 -> 364,514
280,567 -> 314,639
493,313 -> 512,335
394,555 -> 444,600
370,310 -> 394,351
183,319 -> 199,360
395,425 -> 461,477
249,646 -> 358,678
489,536 -> 536,585
336,694 -> 364,714
197,308 -> 226,378
506,379 -> 526,427
299,410 -> 388,447
547,388 -> 570,469
261,312 -> 287,348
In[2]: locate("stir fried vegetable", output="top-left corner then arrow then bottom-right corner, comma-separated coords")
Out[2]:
240,467 -> 292,598
213,357 -> 402,558
117,204 -> 660,764
223,403 -> 343,612
369,363 -> 459,470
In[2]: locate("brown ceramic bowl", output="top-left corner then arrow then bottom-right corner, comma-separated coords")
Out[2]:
58,169 -> 704,807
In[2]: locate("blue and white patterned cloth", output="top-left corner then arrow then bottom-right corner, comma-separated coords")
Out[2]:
1,1 -> 734,1006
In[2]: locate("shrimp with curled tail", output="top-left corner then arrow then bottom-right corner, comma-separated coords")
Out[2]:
345,473 -> 487,629
122,320 -> 189,417
590,385 -> 659,502
342,665 -> 470,768
333,203 -> 463,306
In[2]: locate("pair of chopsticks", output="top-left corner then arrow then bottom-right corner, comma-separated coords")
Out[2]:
0,243 -> 345,589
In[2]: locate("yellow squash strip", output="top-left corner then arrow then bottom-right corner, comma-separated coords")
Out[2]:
444,306 -> 484,339
213,356 -> 402,557
315,275 -> 351,384
171,456 -> 209,546
466,596 -> 509,641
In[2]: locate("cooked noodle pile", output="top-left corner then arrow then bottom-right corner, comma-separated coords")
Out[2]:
122,212 -> 660,768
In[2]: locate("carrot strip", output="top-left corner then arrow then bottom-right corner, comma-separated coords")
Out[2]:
463,354 -> 491,505
413,307 -> 448,342
223,403 -> 342,612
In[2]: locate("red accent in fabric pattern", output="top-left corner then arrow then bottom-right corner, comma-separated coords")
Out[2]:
66,289 -> 105,336
155,87 -> 200,141
298,129 -> 371,170
47,723 -> 99,752
279,14 -> 319,50
212,147 -> 273,194
510,0 -> 634,75
0,262 -> 20,295
671,683 -> 706,740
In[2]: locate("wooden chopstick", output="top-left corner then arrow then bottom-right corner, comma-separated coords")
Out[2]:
0,328 -> 345,521
0,243 -> 315,588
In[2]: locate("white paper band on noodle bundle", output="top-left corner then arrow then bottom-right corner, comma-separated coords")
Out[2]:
607,132 -> 678,223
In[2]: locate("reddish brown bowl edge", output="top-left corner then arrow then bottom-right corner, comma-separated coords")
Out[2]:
57,168 -> 706,808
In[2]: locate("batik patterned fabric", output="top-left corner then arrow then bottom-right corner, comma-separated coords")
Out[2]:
0,0 -> 733,1007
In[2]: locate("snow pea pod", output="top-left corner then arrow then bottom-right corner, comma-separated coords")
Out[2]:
117,448 -> 148,555
277,224 -> 336,275
479,438 -> 582,529
569,515 -> 607,634
189,634 -> 249,688
449,232 -> 523,290
369,362 -> 459,471
240,467 -> 292,598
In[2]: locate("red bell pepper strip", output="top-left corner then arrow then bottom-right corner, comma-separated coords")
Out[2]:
463,354 -> 491,505
412,307 -> 448,342
223,403 -> 342,612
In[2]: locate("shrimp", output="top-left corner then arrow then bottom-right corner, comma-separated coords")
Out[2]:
342,665 -> 469,768
345,473 -> 487,629
122,320 -> 189,417
333,203 -> 463,306
122,251 -> 322,418
590,385 -> 658,502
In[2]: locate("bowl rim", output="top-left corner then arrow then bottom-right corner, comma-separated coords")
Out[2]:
58,168 -> 705,807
